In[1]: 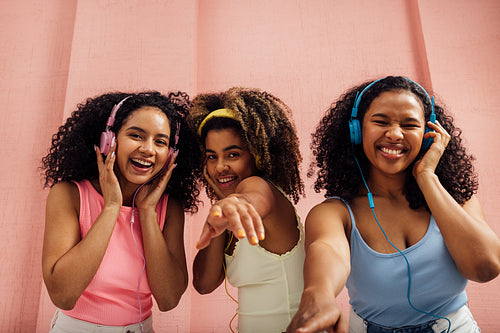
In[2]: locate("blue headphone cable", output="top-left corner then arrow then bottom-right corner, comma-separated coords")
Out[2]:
352,151 -> 451,333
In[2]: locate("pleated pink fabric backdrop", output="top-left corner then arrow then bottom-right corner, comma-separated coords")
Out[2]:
0,0 -> 498,332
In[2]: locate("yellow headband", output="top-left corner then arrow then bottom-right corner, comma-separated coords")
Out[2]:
197,108 -> 236,136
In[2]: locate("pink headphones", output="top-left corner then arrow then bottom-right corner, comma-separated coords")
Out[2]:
99,95 -> 180,162
99,96 -> 132,155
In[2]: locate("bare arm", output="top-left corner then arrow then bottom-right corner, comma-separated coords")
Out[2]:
192,233 -> 226,294
196,176 -> 271,249
414,121 -> 500,282
140,198 -> 188,311
287,200 -> 351,333
42,146 -> 121,310
42,182 -> 120,310
193,176 -> 274,294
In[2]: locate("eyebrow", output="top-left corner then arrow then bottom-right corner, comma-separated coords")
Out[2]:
126,126 -> 170,139
370,113 -> 422,123
205,145 -> 244,153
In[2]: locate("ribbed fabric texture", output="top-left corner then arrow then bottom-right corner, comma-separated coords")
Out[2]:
327,197 -> 468,327
224,186 -> 305,333
62,180 -> 168,325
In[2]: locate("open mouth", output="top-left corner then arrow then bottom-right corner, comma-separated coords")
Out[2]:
131,158 -> 154,169
217,176 -> 237,184
379,147 -> 404,155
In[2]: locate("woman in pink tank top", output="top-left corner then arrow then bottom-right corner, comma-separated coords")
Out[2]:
41,92 -> 201,332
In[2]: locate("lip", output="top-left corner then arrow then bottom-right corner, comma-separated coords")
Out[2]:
377,144 -> 407,159
216,175 -> 238,188
130,157 -> 155,173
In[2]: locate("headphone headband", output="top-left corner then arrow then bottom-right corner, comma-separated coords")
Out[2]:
349,76 -> 436,149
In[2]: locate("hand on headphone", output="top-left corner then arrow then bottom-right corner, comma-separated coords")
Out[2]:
134,150 -> 178,212
413,120 -> 450,179
95,139 -> 123,208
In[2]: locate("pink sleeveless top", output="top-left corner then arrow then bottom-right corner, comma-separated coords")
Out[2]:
62,180 -> 168,325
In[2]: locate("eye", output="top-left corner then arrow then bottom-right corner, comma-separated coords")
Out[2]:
373,120 -> 388,125
205,153 -> 217,160
228,151 -> 240,158
402,123 -> 420,129
155,139 -> 168,146
130,133 -> 142,140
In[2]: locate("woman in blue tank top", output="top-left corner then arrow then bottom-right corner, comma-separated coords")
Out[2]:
287,76 -> 500,333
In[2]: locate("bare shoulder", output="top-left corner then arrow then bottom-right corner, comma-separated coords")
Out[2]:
47,182 -> 80,214
237,175 -> 273,193
306,198 -> 351,238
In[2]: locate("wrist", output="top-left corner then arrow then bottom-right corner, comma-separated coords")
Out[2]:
415,170 -> 438,185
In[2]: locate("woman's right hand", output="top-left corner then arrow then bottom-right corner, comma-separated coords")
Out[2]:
95,140 -> 122,208
196,195 -> 264,250
287,288 -> 348,333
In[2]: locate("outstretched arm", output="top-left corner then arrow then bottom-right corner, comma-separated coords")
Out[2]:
192,176 -> 274,294
195,176 -> 271,250
287,199 -> 351,333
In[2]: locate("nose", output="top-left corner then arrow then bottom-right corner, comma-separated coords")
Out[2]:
385,124 -> 404,141
139,138 -> 154,154
215,158 -> 228,173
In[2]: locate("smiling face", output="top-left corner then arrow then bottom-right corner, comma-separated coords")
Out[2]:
114,106 -> 171,187
204,128 -> 256,197
362,90 -> 426,176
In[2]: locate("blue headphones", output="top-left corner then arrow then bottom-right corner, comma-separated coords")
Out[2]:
348,77 -> 436,151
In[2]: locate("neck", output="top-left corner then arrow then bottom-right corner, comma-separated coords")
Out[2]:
364,167 -> 408,199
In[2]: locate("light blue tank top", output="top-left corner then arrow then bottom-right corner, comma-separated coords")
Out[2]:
331,197 -> 468,327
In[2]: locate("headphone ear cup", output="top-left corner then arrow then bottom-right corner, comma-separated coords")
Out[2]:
161,147 -> 175,171
421,126 -> 434,152
100,130 -> 115,156
349,118 -> 362,145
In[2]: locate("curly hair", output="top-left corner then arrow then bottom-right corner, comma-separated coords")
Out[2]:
41,91 -> 201,213
309,76 -> 478,209
188,87 -> 304,204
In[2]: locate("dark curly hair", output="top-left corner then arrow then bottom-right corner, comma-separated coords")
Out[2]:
188,87 -> 304,204
309,76 -> 478,209
41,91 -> 201,213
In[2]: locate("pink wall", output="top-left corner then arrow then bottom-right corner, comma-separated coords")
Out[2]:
1,0 -> 498,332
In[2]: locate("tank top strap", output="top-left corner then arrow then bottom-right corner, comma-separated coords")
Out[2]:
324,196 -> 356,229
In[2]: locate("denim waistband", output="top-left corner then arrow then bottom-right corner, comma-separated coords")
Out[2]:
50,310 -> 154,333
349,305 -> 480,333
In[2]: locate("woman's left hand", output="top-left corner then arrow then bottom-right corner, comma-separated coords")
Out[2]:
413,120 -> 450,178
135,150 -> 178,211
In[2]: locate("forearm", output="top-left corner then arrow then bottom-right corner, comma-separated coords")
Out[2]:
45,205 -> 119,309
140,210 -> 188,311
192,233 -> 226,294
303,240 -> 350,297
417,172 -> 500,281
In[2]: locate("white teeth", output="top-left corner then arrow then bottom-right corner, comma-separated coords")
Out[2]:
381,147 -> 403,155
218,176 -> 236,184
131,158 -> 152,167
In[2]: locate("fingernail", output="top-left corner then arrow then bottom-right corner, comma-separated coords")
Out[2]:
111,137 -> 116,147
94,145 -> 98,151
195,241 -> 199,249
110,152 -> 115,159
237,229 -> 246,238
250,236 -> 258,245
213,210 -> 221,218
259,232 -> 265,240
